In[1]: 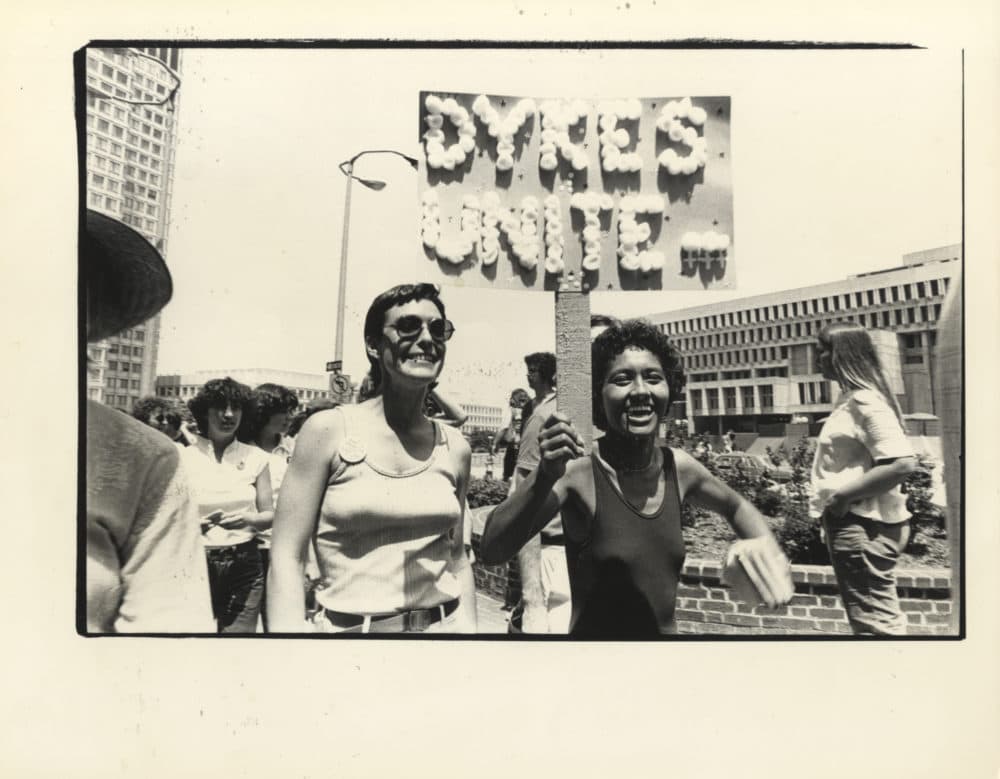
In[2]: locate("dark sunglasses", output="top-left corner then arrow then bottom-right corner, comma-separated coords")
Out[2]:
385,315 -> 455,342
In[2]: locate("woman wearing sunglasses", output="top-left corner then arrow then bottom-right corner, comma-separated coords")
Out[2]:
267,284 -> 477,633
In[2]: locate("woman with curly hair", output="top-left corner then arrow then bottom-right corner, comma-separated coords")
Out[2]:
238,383 -> 300,630
811,321 -> 918,635
268,284 -> 476,633
181,377 -> 273,633
482,318 -> 792,637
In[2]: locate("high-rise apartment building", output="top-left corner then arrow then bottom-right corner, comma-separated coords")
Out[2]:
647,245 -> 960,436
83,46 -> 182,411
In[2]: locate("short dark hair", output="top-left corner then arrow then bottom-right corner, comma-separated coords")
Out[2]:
188,377 -> 252,433
287,398 -> 339,438
237,383 -> 300,443
132,396 -> 169,424
509,388 -> 531,408
590,314 -> 621,330
524,352 -> 557,387
591,319 -> 686,429
363,283 -> 446,390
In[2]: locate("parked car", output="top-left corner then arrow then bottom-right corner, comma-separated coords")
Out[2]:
713,452 -> 794,483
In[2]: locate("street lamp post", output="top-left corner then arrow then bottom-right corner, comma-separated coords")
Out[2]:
329,149 -> 419,401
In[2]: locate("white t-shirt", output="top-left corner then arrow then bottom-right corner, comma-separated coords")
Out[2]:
810,388 -> 913,523
180,437 -> 270,547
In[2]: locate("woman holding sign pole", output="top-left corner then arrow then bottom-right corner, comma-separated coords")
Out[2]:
810,321 -> 918,635
268,283 -> 476,633
481,319 -> 793,638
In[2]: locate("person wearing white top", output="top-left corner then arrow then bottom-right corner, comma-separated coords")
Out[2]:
811,322 -> 918,635
182,377 -> 273,633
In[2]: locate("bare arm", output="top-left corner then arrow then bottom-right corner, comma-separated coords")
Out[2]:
675,448 -> 773,539
675,448 -> 793,607
480,413 -> 581,565
267,410 -> 340,632
449,439 -> 477,632
827,457 -> 918,518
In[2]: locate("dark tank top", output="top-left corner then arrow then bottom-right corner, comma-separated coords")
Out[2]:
566,448 -> 686,638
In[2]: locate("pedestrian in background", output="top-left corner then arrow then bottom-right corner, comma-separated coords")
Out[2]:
811,321 -> 918,635
181,377 -> 274,633
492,388 -> 532,482
508,351 -> 569,634
238,382 -> 300,631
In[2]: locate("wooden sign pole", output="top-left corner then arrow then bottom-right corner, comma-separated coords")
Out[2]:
554,273 -> 593,454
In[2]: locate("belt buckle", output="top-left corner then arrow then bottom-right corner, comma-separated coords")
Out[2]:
403,607 -> 435,632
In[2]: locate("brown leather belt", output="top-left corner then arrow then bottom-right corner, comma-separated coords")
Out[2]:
324,598 -> 459,632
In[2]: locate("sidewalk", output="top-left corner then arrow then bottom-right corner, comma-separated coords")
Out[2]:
475,590 -> 510,634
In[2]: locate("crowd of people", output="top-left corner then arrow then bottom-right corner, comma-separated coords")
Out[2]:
84,208 -> 937,637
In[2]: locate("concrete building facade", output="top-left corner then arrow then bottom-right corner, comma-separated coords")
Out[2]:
156,369 -> 334,406
458,402 -> 504,434
84,47 -> 182,410
647,246 -> 960,436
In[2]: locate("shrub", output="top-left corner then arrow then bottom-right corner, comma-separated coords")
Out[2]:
770,437 -> 828,564
467,477 -> 509,509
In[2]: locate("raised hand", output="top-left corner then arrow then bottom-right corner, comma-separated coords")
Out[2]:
537,412 -> 585,481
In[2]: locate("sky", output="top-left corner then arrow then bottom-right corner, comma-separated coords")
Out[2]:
156,47 -> 961,411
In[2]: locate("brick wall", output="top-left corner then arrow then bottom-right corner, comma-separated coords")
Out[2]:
470,529 -> 954,636
675,561 -> 954,636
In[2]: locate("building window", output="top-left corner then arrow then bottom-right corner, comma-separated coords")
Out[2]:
930,279 -> 939,296
706,389 -> 719,412
723,387 -> 737,412
759,385 -> 774,410
905,354 -> 924,365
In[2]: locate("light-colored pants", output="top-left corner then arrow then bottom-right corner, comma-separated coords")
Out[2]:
541,544 -> 572,634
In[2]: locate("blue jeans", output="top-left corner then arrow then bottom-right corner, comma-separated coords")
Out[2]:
205,540 -> 264,634
823,511 -> 911,635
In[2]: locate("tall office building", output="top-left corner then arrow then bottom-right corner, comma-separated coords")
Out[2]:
83,46 -> 182,411
647,245 -> 960,437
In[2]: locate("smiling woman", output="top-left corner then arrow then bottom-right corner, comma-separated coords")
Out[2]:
267,284 -> 477,634
481,318 -> 794,638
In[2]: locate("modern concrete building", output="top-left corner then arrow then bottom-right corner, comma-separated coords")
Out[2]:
84,46 -> 182,410
458,402 -> 504,434
156,369 -> 335,406
647,245 -> 961,437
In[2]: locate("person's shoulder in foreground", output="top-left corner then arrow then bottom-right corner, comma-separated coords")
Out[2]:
87,399 -> 214,633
